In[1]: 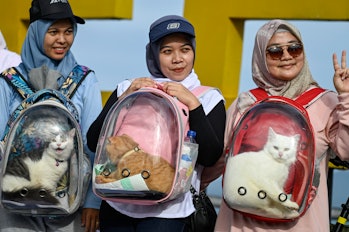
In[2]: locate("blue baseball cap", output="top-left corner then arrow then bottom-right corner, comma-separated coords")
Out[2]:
149,15 -> 195,43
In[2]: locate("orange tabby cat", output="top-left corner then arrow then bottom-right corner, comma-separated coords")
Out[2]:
96,134 -> 175,194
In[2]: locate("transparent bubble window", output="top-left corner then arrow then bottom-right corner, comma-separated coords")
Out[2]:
94,91 -> 182,202
223,99 -> 316,220
0,103 -> 83,216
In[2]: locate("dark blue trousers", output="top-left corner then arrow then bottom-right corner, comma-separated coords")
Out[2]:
99,200 -> 190,232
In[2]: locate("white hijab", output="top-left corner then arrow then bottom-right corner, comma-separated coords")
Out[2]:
116,70 -> 223,114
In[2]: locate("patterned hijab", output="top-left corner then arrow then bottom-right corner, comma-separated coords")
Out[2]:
237,19 -> 318,113
18,19 -> 78,89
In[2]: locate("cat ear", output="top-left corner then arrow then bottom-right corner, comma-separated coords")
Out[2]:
294,134 -> 301,143
122,134 -> 139,148
69,128 -> 76,137
268,127 -> 276,137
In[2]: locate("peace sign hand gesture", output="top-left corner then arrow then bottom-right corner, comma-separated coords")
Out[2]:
333,50 -> 349,94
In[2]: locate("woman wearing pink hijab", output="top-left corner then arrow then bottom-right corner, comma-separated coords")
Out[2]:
215,19 -> 349,231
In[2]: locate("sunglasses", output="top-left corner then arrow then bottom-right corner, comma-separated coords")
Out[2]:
266,42 -> 303,60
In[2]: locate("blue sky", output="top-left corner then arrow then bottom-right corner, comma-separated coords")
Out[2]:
71,0 -> 349,209
72,0 -> 184,91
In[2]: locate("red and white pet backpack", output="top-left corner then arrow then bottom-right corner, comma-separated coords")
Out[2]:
93,85 -> 212,205
223,87 -> 326,222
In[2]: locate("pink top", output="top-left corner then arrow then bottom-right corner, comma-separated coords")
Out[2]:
215,91 -> 349,232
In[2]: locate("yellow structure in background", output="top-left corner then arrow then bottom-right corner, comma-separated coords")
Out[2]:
1,0 -> 349,106
183,0 -> 349,106
0,0 -> 132,53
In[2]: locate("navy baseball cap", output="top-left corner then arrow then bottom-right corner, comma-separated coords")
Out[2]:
29,0 -> 85,24
149,15 -> 195,43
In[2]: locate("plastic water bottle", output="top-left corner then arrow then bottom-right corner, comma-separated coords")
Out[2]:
173,130 -> 199,197
185,130 -> 197,144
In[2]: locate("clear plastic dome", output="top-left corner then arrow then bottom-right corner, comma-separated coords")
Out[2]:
223,97 -> 317,221
0,100 -> 84,216
93,88 -> 195,204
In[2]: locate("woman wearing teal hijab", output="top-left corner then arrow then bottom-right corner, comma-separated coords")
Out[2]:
0,0 -> 102,231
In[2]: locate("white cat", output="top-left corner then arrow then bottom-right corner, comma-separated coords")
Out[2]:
223,127 -> 300,219
2,128 -> 75,204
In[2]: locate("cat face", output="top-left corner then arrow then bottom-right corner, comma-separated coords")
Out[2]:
25,117 -> 70,140
46,128 -> 75,161
265,127 -> 300,163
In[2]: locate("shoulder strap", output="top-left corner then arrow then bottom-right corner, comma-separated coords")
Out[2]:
0,67 -> 35,99
249,87 -> 326,108
59,65 -> 92,99
0,65 -> 92,100
249,87 -> 268,102
294,87 -> 326,107
192,85 -> 213,98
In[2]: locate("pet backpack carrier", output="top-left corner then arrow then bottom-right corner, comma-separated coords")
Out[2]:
223,87 -> 326,222
0,66 -> 91,217
93,85 -> 211,205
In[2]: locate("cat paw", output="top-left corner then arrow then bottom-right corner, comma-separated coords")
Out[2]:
283,209 -> 300,219
283,200 -> 299,210
95,174 -> 117,184
95,175 -> 107,184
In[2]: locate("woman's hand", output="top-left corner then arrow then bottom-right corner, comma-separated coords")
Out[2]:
333,50 -> 349,94
162,82 -> 201,110
81,208 -> 99,232
119,77 -> 158,100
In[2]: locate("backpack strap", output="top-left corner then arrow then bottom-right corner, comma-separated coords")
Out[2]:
249,87 -> 268,102
294,87 -> 326,107
0,67 -> 35,99
59,65 -> 92,99
250,87 -> 326,108
192,85 -> 214,98
0,65 -> 92,100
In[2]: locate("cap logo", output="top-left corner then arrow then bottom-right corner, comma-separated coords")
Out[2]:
50,0 -> 68,4
166,22 -> 180,30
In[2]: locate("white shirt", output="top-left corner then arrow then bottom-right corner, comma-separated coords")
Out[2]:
0,49 -> 21,73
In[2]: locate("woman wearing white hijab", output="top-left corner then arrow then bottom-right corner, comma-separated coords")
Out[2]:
0,30 -> 21,72
215,19 -> 349,232
87,15 -> 226,232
